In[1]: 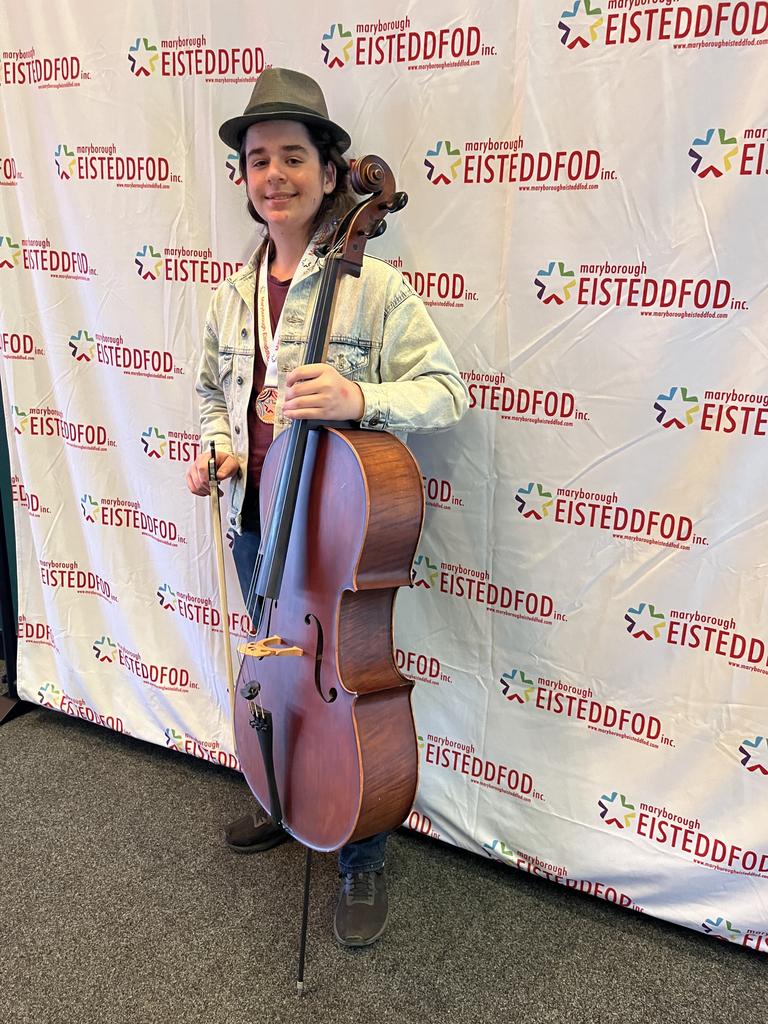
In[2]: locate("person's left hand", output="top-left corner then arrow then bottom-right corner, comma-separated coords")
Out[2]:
283,363 -> 365,421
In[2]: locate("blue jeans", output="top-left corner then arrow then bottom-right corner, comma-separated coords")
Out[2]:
232,524 -> 388,874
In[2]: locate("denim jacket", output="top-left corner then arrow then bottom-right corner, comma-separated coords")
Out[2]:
196,238 -> 468,530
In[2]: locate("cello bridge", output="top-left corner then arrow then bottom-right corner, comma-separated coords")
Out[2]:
237,634 -> 304,659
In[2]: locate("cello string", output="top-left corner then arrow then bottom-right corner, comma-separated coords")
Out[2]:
235,235 -> 345,710
237,193 -> 378,654
240,238 -> 338,633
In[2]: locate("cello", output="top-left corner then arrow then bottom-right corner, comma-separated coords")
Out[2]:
218,155 -> 424,892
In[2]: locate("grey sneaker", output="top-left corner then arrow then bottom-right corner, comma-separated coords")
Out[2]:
223,813 -> 290,854
333,870 -> 389,947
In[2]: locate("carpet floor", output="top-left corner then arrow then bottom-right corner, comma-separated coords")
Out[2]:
0,704 -> 764,1024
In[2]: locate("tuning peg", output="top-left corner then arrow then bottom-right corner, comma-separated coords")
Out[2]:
370,220 -> 387,238
387,191 -> 408,212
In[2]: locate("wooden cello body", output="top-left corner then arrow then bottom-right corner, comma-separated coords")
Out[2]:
234,426 -> 423,850
229,155 -> 423,852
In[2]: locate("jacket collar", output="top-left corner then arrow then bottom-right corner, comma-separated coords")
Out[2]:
229,226 -> 331,306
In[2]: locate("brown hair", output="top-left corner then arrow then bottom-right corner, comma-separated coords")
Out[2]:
238,122 -> 356,241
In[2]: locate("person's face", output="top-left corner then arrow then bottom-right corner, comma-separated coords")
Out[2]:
243,120 -> 336,240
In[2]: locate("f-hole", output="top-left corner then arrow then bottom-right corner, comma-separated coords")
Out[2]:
305,613 -> 336,704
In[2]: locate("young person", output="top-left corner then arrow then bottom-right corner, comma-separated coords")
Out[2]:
185,68 -> 467,947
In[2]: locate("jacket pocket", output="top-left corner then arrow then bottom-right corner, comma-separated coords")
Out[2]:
327,337 -> 371,381
218,351 -> 234,385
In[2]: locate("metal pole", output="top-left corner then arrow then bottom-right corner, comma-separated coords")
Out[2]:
296,847 -> 313,996
0,376 -> 21,720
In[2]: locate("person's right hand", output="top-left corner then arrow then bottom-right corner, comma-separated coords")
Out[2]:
185,450 -> 239,496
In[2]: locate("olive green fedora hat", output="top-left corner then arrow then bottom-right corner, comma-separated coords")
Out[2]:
218,67 -> 351,153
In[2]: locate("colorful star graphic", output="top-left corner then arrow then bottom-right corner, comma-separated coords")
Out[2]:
93,635 -> 117,663
702,916 -> 741,941
157,583 -> 177,611
689,129 -> 739,178
12,406 -> 29,434
499,669 -> 535,703
141,426 -> 167,458
321,23 -> 354,68
164,727 -> 183,749
412,554 -> 439,588
534,261 -> 578,304
624,603 -> 666,641
54,144 -> 77,180
515,482 -> 554,520
226,153 -> 243,185
738,736 -> 768,776
37,682 -> 63,708
68,328 -> 95,362
128,37 -> 159,77
559,0 -> 604,49
0,236 -> 22,269
654,387 -> 700,430
598,791 -> 636,829
482,838 -> 517,860
135,243 -> 163,281
424,141 -> 462,185
81,494 -> 100,523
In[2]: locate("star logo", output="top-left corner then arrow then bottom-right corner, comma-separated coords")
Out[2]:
482,838 -> 517,861
625,603 -> 666,641
738,736 -> 768,776
558,0 -> 604,49
424,141 -> 462,185
135,243 -> 163,281
226,153 -> 243,186
128,37 -> 159,77
412,554 -> 439,588
37,682 -> 63,708
12,406 -> 29,434
93,635 -> 117,663
654,387 -> 700,430
515,482 -> 554,521
0,235 -> 22,269
499,669 -> 535,703
689,129 -> 739,179
68,328 -> 95,362
164,727 -> 183,749
598,791 -> 636,829
141,426 -> 167,458
321,24 -> 354,68
534,261 -> 578,304
157,583 -> 177,611
702,916 -> 741,941
54,144 -> 76,180
80,494 -> 100,523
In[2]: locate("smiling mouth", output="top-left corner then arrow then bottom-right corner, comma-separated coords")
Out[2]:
267,193 -> 297,200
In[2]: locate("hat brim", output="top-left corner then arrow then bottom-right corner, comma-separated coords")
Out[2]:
219,107 -> 351,154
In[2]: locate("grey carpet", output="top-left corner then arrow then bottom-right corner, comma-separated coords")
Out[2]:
0,705 -> 764,1024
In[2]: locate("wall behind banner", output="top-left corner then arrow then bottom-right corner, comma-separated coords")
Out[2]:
2,0 -> 767,952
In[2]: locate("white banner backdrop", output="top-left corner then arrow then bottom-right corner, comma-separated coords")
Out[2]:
1,0 -> 767,953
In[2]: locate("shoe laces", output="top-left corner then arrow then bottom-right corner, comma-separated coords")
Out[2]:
342,871 -> 376,906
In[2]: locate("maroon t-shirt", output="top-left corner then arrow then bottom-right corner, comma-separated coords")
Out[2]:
241,272 -> 291,531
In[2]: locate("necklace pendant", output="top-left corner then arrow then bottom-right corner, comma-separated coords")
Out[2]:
256,386 -> 277,424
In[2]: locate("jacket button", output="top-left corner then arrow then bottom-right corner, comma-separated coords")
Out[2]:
234,425 -> 241,434
236,376 -> 244,386
241,328 -> 248,338
369,413 -> 380,426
